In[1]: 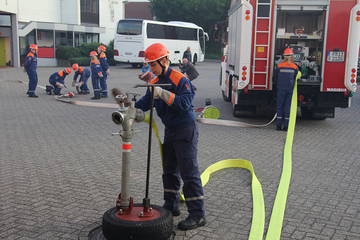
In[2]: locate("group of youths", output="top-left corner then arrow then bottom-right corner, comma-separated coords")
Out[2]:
24,44 -> 110,99
23,41 -> 299,231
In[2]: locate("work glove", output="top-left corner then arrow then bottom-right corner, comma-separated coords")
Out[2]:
99,73 -> 103,78
106,69 -> 110,75
151,87 -> 175,106
57,83 -> 65,89
72,81 -> 77,87
77,82 -> 83,87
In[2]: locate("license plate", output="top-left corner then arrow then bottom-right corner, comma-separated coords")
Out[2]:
327,51 -> 345,62
125,52 -> 132,55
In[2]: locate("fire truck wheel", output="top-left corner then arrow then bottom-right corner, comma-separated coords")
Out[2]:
102,204 -> 173,240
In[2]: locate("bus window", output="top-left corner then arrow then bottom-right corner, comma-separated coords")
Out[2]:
117,20 -> 142,35
199,30 -> 205,53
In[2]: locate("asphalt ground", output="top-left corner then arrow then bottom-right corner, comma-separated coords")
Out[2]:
0,60 -> 360,240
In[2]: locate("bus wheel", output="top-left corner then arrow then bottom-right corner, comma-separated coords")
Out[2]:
131,63 -> 140,68
102,204 -> 173,240
193,55 -> 197,65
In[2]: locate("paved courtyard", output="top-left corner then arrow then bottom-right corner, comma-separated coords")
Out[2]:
0,61 -> 360,239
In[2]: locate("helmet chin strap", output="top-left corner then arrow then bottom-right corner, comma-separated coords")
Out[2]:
156,57 -> 167,76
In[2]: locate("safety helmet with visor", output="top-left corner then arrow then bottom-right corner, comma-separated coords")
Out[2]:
72,63 -> 79,72
90,51 -> 98,57
144,43 -> 170,76
98,45 -> 106,52
283,48 -> 294,56
30,44 -> 38,50
64,68 -> 72,75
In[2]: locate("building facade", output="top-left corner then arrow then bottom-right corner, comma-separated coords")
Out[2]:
0,0 -> 128,67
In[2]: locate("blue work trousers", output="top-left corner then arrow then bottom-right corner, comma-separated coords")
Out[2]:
26,68 -> 38,96
49,78 -> 65,95
276,89 -> 293,128
79,75 -> 90,93
100,74 -> 107,96
92,75 -> 101,96
162,120 -> 205,218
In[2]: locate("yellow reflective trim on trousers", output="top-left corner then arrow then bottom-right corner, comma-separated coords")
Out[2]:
144,83 -> 297,240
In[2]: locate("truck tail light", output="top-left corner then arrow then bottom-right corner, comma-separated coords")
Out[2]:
344,92 -> 349,96
245,9 -> 251,20
298,95 -> 304,101
114,50 -> 119,56
138,51 -> 145,57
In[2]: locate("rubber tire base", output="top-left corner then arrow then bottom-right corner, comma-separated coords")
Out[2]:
102,204 -> 173,240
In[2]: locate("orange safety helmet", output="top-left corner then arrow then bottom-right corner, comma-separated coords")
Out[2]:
98,45 -> 106,51
64,68 -> 72,75
144,43 -> 170,63
283,48 -> 294,56
90,51 -> 98,57
72,63 -> 79,71
30,44 -> 38,50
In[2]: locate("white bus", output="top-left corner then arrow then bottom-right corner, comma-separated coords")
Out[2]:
114,19 -> 208,67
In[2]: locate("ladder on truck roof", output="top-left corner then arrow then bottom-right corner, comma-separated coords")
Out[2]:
252,0 -> 273,89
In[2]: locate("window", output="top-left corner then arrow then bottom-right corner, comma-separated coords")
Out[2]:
75,33 -> 86,47
85,33 -> 99,43
117,20 -> 143,35
147,23 -> 197,40
37,30 -> 54,47
0,15 -> 11,27
80,0 -> 99,26
55,31 -> 73,47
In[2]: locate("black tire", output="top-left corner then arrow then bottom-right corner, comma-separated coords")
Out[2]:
193,54 -> 197,65
131,63 -> 140,68
102,204 -> 173,240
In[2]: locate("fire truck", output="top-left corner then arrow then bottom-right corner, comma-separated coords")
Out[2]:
216,0 -> 360,118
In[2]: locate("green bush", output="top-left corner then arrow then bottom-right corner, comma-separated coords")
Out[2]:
56,46 -> 81,59
68,57 -> 91,67
106,40 -> 114,59
80,42 -> 102,57
108,58 -> 116,66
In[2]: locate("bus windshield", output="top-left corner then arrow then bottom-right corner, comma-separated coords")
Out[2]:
117,20 -> 143,35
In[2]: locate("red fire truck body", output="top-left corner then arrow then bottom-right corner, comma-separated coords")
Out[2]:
218,0 -> 360,118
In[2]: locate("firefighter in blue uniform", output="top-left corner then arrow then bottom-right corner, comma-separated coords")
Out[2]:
135,43 -> 206,230
24,44 -> 39,98
89,51 -> 103,100
98,45 -> 110,98
49,68 -> 71,95
72,63 -> 91,94
274,48 -> 301,131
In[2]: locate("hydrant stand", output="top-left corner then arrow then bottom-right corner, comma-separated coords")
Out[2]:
102,85 -> 173,240
135,84 -> 171,216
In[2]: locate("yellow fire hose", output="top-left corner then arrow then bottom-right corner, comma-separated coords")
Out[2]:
144,84 -> 298,240
45,77 -> 296,239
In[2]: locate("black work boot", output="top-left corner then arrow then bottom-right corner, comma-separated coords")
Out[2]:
178,216 -> 206,230
283,127 -> 288,131
276,126 -> 282,131
91,96 -> 101,100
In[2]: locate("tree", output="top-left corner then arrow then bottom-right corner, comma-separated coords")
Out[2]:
150,0 -> 231,56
